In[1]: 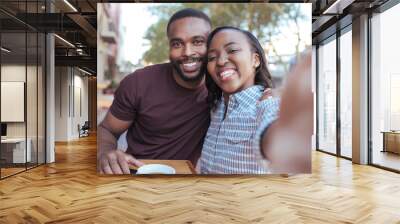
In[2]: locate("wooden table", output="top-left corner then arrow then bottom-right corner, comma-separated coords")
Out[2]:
129,160 -> 196,174
381,131 -> 400,154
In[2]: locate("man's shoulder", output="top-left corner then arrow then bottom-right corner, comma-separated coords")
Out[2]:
130,63 -> 172,78
118,63 -> 172,93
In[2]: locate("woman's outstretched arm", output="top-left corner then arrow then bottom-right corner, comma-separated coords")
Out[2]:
258,50 -> 313,174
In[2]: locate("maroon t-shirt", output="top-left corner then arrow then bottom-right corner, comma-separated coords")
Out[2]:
109,63 -> 210,165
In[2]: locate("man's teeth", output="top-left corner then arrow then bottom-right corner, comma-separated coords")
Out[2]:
220,70 -> 235,78
183,62 -> 196,67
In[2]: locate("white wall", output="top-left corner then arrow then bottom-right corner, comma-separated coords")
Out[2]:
1,65 -> 40,138
1,65 -> 26,140
54,67 -> 89,141
55,67 -> 69,141
74,70 -> 89,139
1,65 -> 25,128
1,64 -> 46,163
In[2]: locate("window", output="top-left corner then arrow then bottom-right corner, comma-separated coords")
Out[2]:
317,36 -> 337,154
371,2 -> 400,171
0,1 -> 47,179
339,28 -> 352,158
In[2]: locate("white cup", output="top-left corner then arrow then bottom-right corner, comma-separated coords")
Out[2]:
136,164 -> 176,174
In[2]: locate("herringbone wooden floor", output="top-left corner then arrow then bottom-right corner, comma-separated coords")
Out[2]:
1,134 -> 400,223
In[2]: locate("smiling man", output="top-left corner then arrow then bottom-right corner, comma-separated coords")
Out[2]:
168,17 -> 208,86
97,8 -> 212,174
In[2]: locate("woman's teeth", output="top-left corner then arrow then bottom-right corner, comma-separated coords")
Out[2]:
220,70 -> 235,79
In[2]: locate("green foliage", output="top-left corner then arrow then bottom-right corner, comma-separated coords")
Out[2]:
142,3 -> 307,68
142,19 -> 169,64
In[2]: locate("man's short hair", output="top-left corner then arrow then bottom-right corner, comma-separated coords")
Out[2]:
166,8 -> 211,35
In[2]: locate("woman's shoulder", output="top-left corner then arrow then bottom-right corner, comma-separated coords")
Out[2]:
256,97 -> 281,111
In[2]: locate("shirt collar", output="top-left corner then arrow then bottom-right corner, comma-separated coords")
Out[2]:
222,85 -> 264,108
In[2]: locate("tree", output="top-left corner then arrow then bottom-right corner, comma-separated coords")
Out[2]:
142,3 -> 308,74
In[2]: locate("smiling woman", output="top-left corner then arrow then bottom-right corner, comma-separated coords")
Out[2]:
200,26 -> 279,174
206,27 -> 273,102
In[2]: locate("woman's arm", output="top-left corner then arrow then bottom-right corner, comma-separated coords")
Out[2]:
259,50 -> 312,174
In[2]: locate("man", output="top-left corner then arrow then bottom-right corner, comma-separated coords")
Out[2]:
98,8 -> 212,174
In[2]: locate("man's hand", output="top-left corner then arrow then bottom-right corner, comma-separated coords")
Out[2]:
259,88 -> 281,102
98,150 -> 145,174
97,111 -> 141,174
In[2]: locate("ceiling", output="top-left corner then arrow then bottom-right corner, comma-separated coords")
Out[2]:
311,0 -> 390,43
1,0 -> 395,75
0,0 -> 98,74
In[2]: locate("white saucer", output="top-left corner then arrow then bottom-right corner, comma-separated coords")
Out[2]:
136,164 -> 176,174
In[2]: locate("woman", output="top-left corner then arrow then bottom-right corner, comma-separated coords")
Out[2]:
199,26 -> 280,174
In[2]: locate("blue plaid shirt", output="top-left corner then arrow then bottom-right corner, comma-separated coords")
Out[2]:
200,85 -> 280,174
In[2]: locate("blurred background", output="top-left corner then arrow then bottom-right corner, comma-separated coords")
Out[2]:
97,3 -> 311,123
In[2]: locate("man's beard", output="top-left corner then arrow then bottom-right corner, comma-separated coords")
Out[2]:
170,56 -> 206,82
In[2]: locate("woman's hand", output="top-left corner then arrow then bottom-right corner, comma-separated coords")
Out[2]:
261,49 -> 312,174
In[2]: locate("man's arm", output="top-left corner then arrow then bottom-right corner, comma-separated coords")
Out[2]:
260,50 -> 312,173
97,111 -> 144,174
